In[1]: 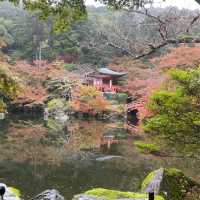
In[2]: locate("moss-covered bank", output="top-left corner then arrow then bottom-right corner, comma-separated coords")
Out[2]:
74,188 -> 165,200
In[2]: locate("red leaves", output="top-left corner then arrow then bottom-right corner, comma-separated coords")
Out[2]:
151,45 -> 200,70
7,60 -> 68,105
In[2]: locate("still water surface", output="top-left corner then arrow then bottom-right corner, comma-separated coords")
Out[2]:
0,114 -> 199,199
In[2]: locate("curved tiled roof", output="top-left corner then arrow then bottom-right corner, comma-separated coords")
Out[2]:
98,68 -> 127,77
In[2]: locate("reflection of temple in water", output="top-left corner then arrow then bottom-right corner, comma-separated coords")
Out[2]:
100,135 -> 119,154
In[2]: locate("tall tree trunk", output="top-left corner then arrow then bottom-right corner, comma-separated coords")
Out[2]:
39,42 -> 42,67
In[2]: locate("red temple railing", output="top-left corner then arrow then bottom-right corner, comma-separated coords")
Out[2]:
95,84 -> 119,93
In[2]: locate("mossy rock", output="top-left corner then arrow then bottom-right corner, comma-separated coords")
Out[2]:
0,183 -> 21,200
141,168 -> 200,200
73,188 -> 165,200
8,187 -> 21,198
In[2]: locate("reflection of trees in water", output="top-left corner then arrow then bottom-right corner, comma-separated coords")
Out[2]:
66,120 -> 111,150
0,122 -> 67,165
0,118 -> 120,165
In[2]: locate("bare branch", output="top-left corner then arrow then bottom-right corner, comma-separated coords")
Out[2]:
186,13 -> 200,33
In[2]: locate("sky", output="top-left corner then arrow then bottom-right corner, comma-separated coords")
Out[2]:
85,0 -> 200,10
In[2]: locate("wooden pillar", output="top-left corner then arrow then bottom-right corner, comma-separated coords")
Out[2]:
109,79 -> 112,89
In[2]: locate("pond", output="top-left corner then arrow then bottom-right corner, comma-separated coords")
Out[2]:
0,114 -> 199,199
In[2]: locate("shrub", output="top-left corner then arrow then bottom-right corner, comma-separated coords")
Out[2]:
116,93 -> 128,103
143,67 -> 200,155
104,92 -> 128,103
63,63 -> 77,71
134,141 -> 160,154
0,99 -> 6,112
47,98 -> 64,113
178,35 -> 193,43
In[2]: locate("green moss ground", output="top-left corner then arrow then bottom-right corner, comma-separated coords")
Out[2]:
85,188 -> 165,200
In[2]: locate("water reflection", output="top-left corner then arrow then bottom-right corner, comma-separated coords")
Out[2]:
0,114 -> 199,199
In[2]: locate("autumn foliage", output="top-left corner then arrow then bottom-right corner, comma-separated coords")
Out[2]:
109,45 -> 200,124
1,60 -> 74,106
151,45 -> 200,70
71,85 -> 110,114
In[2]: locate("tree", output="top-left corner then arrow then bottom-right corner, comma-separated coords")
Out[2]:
0,66 -> 20,111
143,67 -> 200,155
0,0 -> 87,30
2,0 -> 200,31
71,85 -> 110,114
0,18 -> 14,49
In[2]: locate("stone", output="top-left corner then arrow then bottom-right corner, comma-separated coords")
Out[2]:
0,183 -> 21,200
95,155 -> 122,161
33,189 -> 65,200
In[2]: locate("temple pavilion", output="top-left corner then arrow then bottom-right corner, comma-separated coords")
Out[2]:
85,67 -> 127,93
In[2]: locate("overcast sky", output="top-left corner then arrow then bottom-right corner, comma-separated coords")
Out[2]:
85,0 -> 200,10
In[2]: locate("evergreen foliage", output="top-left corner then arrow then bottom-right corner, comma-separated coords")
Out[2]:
144,67 -> 200,154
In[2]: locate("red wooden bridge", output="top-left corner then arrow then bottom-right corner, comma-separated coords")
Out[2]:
126,100 -> 145,112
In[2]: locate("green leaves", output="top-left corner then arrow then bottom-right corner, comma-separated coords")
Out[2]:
98,0 -> 153,9
0,66 -> 20,111
143,67 -> 200,155
170,68 -> 200,98
147,90 -> 191,114
3,0 -> 87,31
0,99 -> 6,112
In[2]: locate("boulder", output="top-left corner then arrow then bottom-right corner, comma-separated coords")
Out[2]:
141,168 -> 200,200
0,183 -> 21,200
33,189 -> 65,200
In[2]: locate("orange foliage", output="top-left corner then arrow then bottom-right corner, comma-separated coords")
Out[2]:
151,45 -> 200,70
110,45 -> 200,124
109,59 -> 164,119
71,85 -> 110,114
4,60 -> 78,106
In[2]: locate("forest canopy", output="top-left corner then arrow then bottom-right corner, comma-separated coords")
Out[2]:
1,1 -> 200,65
1,0 -> 200,30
